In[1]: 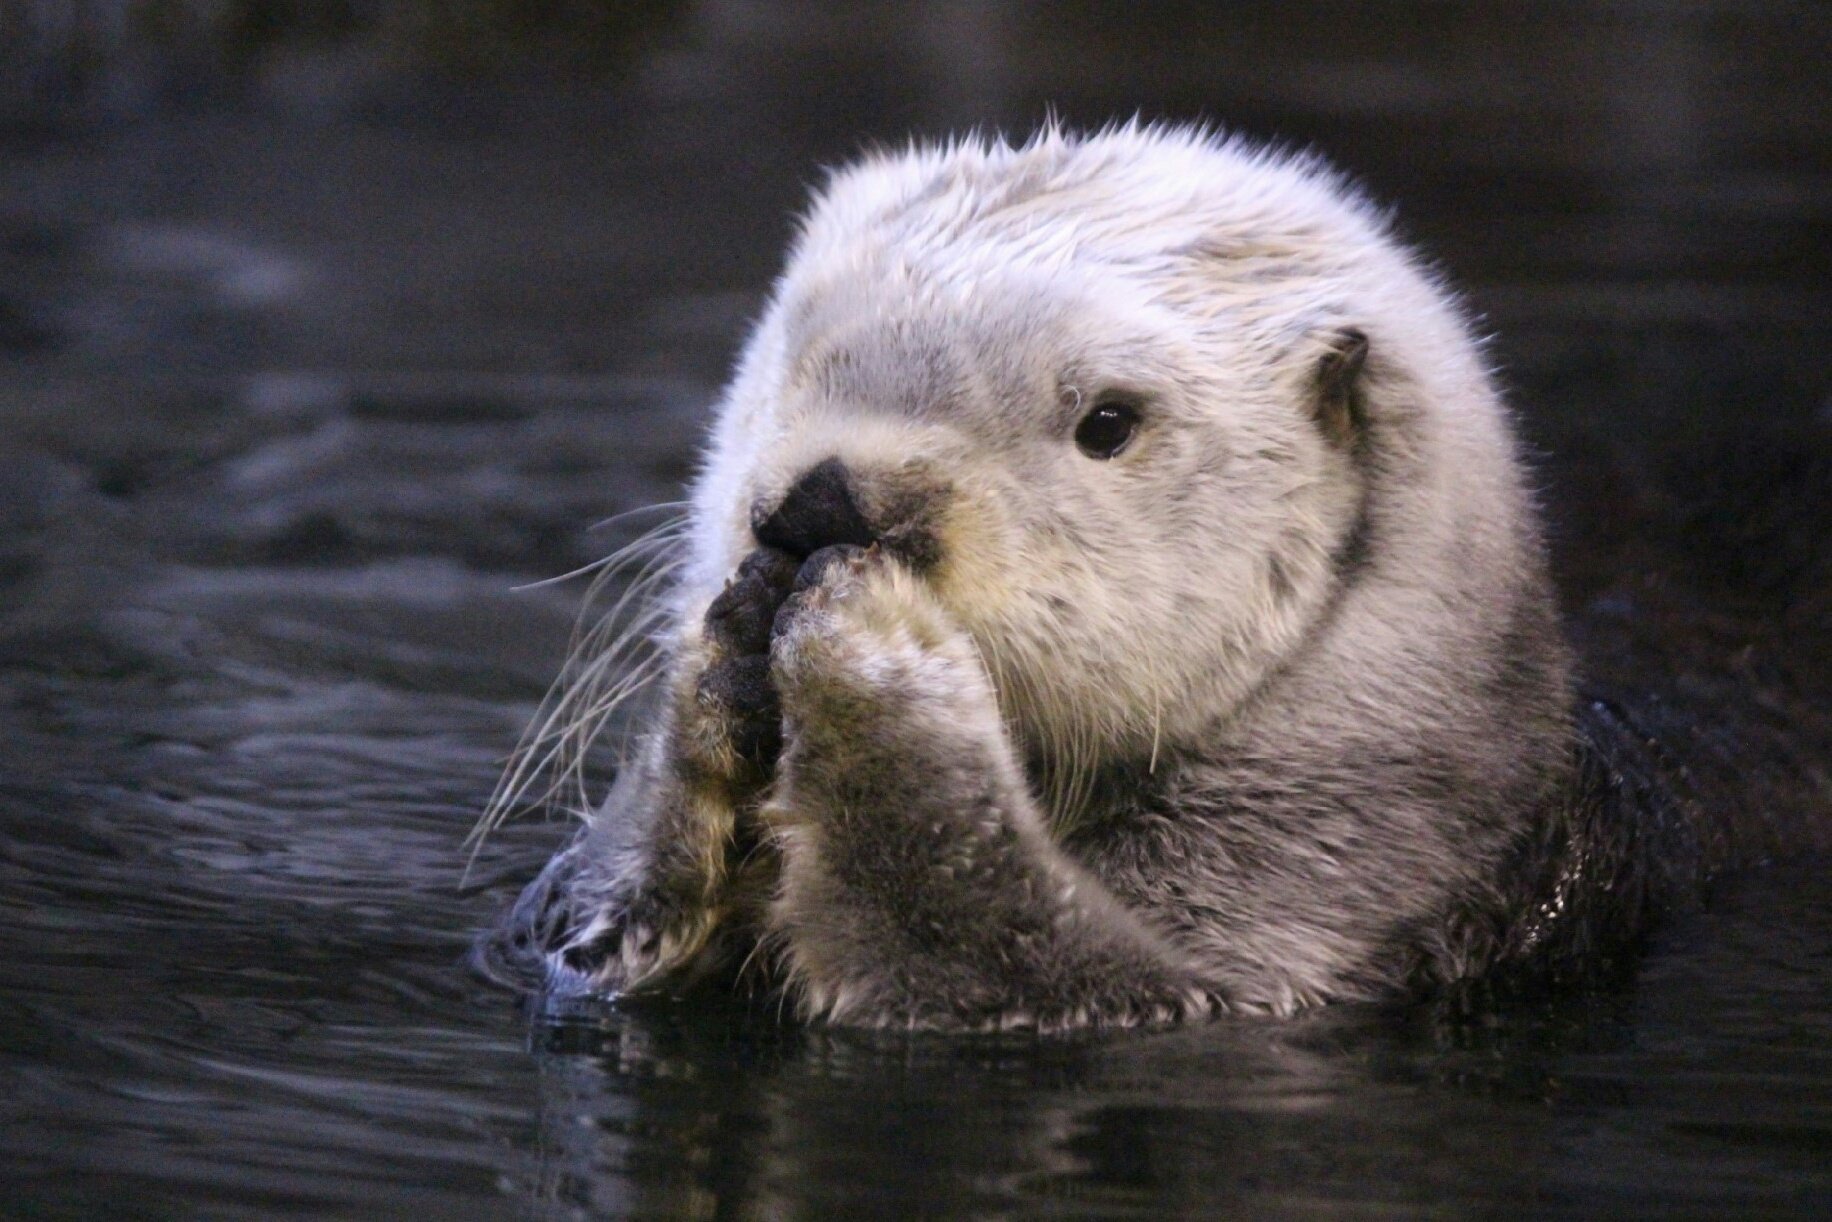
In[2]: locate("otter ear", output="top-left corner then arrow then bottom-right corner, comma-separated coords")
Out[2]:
1312,327 -> 1369,449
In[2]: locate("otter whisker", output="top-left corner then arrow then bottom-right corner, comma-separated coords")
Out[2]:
542,602 -> 675,779
489,578 -> 671,773
469,511 -> 689,861
1148,667 -> 1164,776
510,525 -> 684,593
585,499 -> 691,535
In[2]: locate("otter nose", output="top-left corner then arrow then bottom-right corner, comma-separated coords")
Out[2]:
751,457 -> 877,558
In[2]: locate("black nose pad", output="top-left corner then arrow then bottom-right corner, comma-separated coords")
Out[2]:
751,456 -> 877,558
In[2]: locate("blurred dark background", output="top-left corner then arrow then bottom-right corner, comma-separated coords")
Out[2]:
1,3 -> 1828,1216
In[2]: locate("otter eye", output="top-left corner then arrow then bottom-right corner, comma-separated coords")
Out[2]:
1074,400 -> 1141,459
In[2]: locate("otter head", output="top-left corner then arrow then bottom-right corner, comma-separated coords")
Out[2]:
681,126 -> 1559,824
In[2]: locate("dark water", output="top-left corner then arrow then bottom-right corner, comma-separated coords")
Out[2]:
2,3 -> 1829,1216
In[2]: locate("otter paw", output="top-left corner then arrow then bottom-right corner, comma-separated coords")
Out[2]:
769,543 -> 981,703
705,545 -> 801,656
553,884 -> 719,996
677,546 -> 800,776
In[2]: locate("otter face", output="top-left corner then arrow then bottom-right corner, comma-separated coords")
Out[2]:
683,157 -> 1387,816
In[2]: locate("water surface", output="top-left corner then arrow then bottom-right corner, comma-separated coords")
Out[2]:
2,3 -> 1828,1216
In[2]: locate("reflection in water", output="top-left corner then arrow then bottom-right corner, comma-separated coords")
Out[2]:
0,2 -> 1828,1217
508,991 -> 1638,1217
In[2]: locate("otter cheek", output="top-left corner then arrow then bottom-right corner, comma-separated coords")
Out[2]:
921,476 -> 1027,617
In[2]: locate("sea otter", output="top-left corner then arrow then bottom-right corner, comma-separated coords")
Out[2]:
477,124 -> 1829,1030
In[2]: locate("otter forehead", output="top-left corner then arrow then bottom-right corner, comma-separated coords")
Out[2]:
792,128 -> 1384,305
777,259 -> 1180,431
795,125 -> 1383,276
765,125 -> 1398,426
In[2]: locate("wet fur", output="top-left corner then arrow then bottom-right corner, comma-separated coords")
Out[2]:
478,124 -> 1829,1030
